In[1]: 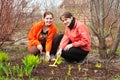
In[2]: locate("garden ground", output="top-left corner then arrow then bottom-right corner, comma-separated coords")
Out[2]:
5,44 -> 120,80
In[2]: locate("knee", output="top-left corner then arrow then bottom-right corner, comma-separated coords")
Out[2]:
29,46 -> 40,54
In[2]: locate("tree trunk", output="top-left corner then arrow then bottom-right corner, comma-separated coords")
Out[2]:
109,18 -> 120,57
98,37 -> 108,59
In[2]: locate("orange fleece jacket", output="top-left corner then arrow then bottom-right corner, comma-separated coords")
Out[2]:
28,20 -> 57,52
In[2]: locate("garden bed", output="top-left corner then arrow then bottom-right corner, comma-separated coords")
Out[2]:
1,45 -> 120,80
9,53 -> 120,80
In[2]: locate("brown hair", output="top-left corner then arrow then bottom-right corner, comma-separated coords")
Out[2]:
43,11 -> 54,18
60,11 -> 73,21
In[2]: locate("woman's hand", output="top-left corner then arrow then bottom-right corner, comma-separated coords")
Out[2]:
64,44 -> 73,51
45,52 -> 50,62
37,44 -> 43,53
56,48 -> 62,58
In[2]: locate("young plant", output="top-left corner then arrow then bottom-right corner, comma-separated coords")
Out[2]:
22,54 -> 40,76
51,69 -> 54,75
67,65 -> 73,76
17,66 -> 24,77
95,62 -> 102,68
12,64 -> 24,77
0,62 -> 11,77
0,76 -> 5,80
49,57 -> 63,67
2,62 -> 11,77
12,64 -> 18,76
0,51 -> 9,62
0,62 -> 4,76
78,65 -> 81,72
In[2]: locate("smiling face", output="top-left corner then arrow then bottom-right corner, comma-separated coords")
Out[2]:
60,16 -> 73,27
44,14 -> 53,26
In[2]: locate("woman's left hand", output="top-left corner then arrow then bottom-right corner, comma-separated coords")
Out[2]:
64,44 -> 73,51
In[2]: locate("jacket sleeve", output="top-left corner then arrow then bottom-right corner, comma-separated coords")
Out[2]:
46,26 -> 57,52
28,23 -> 41,46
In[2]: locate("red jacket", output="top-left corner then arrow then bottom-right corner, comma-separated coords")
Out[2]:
28,20 -> 57,52
59,20 -> 91,51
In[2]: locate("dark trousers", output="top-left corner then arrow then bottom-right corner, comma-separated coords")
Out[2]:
29,34 -> 63,55
61,47 -> 89,62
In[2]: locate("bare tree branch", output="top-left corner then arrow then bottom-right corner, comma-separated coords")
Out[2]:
103,0 -> 114,19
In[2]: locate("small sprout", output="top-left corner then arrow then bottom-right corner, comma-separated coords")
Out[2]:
49,57 -> 63,67
83,71 -> 87,77
67,65 -> 73,76
78,65 -> 81,72
94,69 -> 98,73
51,69 -> 54,75
95,62 -> 102,68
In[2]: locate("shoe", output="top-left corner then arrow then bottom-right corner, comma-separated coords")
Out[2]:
50,55 -> 56,61
77,60 -> 85,65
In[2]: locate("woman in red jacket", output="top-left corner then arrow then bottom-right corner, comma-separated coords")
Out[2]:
28,11 -> 63,61
56,12 -> 91,64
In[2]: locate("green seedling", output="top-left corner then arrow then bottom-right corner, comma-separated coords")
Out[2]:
0,51 -> 9,62
2,62 -> 11,77
67,65 -> 73,76
94,69 -> 98,73
22,54 -> 40,76
95,62 -> 102,68
0,62 -> 11,77
0,62 -> 4,76
22,54 -> 40,67
78,65 -> 81,72
51,69 -> 54,75
49,57 -> 62,67
49,57 -> 58,67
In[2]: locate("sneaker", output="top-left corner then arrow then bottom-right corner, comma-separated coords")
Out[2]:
50,55 -> 56,61
77,60 -> 85,65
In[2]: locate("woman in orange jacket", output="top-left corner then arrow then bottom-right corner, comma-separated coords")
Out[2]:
56,12 -> 91,64
28,11 -> 63,61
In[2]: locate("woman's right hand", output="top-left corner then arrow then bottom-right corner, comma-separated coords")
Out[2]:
56,48 -> 62,58
37,44 -> 43,53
